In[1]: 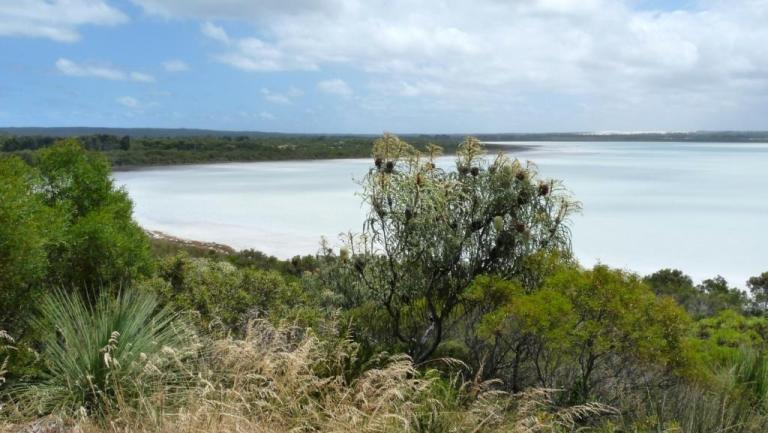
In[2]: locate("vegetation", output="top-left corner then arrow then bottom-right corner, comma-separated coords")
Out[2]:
1,135 -> 767,432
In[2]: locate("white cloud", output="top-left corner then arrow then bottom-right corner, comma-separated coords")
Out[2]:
201,21 -> 229,43
0,0 -> 127,42
130,72 -> 156,82
259,111 -> 275,120
163,59 -> 189,72
134,0 -> 768,129
286,86 -> 304,97
207,34 -> 317,72
56,58 -> 124,80
56,58 -> 156,83
132,0 -> 341,20
261,87 -> 303,104
116,96 -> 139,108
317,79 -> 353,97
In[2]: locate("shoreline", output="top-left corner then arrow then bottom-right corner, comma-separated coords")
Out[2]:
146,230 -> 237,255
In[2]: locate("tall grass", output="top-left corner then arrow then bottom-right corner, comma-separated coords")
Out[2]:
11,290 -> 194,419
3,318 -> 615,433
641,348 -> 768,433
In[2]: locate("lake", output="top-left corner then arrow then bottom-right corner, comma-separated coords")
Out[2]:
113,141 -> 768,286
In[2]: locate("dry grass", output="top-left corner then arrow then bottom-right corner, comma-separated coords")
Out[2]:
1,321 -> 615,433
0,330 -> 11,386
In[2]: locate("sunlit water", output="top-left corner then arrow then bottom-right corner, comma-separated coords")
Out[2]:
113,141 -> 768,286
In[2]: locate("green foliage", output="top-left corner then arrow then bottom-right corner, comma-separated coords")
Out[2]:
695,310 -> 768,365
645,269 -> 750,317
0,157 -> 57,332
33,139 -> 154,289
696,275 -> 749,315
462,275 -> 575,390
748,272 -> 768,311
467,266 -> 697,401
16,289 -> 194,418
147,254 -> 319,332
542,265 -> 695,400
0,140 -> 153,342
1,133 -> 477,167
644,268 -> 698,311
35,138 -> 114,217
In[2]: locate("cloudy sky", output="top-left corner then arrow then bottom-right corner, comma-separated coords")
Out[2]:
1,0 -> 767,133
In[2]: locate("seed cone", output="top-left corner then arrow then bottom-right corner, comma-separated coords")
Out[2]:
538,182 -> 550,196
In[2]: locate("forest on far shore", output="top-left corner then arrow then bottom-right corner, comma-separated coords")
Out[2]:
2,128 -> 766,168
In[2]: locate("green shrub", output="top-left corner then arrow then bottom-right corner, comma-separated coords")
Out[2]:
148,254 -> 318,332
0,156 -> 58,333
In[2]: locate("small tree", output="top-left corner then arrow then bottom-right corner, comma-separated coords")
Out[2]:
339,134 -> 578,362
34,139 -> 154,290
696,276 -> 748,316
748,272 -> 768,312
542,265 -> 695,402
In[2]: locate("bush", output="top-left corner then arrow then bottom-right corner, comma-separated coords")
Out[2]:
0,140 -> 153,336
148,254 -> 319,332
34,139 -> 154,290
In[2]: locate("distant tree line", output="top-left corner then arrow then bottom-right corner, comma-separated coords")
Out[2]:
0,134 -> 474,168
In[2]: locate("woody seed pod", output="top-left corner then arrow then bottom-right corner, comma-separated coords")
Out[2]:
538,182 -> 550,196
385,160 -> 396,173
354,257 -> 366,273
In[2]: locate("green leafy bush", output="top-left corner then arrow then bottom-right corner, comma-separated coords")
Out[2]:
147,254 -> 319,332
0,157 -> 57,332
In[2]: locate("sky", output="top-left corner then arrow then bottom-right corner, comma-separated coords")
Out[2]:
1,0 -> 767,133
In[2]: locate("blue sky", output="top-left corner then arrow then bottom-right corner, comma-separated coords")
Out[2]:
1,0 -> 767,133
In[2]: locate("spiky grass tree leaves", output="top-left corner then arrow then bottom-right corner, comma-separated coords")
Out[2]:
18,290 -> 195,418
339,135 -> 579,363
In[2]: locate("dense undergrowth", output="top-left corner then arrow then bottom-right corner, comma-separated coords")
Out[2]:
2,135 -> 768,432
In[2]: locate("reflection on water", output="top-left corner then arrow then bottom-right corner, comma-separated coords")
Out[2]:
114,141 -> 768,286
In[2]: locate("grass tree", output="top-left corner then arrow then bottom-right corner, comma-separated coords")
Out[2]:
339,134 -> 578,363
16,290 -> 194,418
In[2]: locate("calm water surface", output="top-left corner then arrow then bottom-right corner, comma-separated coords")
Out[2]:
114,141 -> 768,285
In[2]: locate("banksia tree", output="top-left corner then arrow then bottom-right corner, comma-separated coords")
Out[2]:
338,134 -> 578,363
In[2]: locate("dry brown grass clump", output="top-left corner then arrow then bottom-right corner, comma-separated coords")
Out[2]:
1,321 -> 614,433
